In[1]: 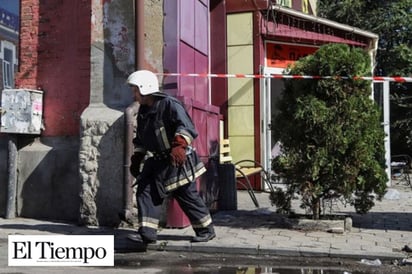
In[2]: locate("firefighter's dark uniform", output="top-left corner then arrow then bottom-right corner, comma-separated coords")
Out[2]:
133,93 -> 214,241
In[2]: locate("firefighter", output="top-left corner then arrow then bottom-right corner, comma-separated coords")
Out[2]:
126,70 -> 216,244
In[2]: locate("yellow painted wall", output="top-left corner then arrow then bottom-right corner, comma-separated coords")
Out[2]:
227,12 -> 255,162
302,0 -> 309,13
227,13 -> 253,46
309,0 -> 317,15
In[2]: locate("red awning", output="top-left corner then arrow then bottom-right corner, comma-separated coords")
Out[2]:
264,22 -> 369,47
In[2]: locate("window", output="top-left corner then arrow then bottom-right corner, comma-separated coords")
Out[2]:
3,59 -> 12,88
302,0 -> 309,13
278,0 -> 292,8
1,45 -> 15,89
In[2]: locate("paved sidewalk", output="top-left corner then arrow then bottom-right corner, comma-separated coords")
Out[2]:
150,182 -> 412,261
1,182 -> 412,265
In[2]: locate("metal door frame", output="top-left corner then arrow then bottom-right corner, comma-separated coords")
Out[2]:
260,66 -> 284,190
373,80 -> 391,186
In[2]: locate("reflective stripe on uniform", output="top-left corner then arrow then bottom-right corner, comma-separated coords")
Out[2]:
160,127 -> 170,150
139,217 -> 159,230
191,214 -> 213,228
176,130 -> 193,145
134,146 -> 146,153
165,166 -> 207,192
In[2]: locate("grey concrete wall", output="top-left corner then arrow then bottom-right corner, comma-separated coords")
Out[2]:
0,121 -> 125,225
0,136 -> 80,221
17,137 -> 81,222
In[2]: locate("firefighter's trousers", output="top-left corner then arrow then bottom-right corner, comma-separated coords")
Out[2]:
136,177 -> 214,241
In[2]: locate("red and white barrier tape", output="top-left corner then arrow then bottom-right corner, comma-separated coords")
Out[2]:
158,73 -> 412,83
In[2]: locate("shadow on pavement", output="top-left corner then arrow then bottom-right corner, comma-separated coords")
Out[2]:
349,212 -> 412,231
0,222 -> 120,234
213,209 -> 412,232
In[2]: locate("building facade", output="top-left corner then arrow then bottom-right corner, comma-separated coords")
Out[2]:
0,5 -> 19,217
215,0 -> 377,190
0,0 -> 378,226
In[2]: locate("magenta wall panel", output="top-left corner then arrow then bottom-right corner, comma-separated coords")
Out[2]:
175,0 -> 210,101
195,1 -> 208,54
172,0 -> 219,159
195,51 -> 208,103
179,97 -> 220,160
164,1 -> 179,97
180,0 -> 195,47
179,42 -> 195,98
165,0 -> 220,217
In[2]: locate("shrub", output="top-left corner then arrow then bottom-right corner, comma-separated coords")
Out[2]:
270,43 -> 388,219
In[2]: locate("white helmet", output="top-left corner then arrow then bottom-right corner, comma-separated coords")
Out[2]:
127,70 -> 159,95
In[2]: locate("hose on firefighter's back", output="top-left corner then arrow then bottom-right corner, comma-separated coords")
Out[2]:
182,146 -> 196,184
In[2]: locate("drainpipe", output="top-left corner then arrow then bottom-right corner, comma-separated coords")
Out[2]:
122,0 -> 143,222
136,0 -> 145,69
6,135 -> 17,219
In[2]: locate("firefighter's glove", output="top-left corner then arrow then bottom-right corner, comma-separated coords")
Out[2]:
170,135 -> 188,167
130,152 -> 144,178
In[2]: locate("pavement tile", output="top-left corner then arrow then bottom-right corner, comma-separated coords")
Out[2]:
1,182 -> 412,263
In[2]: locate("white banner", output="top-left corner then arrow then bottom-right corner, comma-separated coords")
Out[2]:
8,235 -> 114,266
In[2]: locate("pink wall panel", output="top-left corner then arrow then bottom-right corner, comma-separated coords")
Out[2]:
179,42 -> 195,98
192,108 -> 208,159
180,97 -> 220,160
175,0 -> 218,166
195,1 -> 208,54
180,0 -> 195,47
163,1 -> 179,97
207,110 -> 220,157
195,51 -> 208,103
176,0 -> 210,102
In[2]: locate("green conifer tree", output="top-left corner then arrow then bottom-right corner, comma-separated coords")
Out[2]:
271,44 -> 388,219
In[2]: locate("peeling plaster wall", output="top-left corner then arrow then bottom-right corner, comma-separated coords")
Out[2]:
102,0 -> 136,108
89,0 -> 135,107
145,0 -> 164,72
103,1 -> 135,74
93,0 -> 163,108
